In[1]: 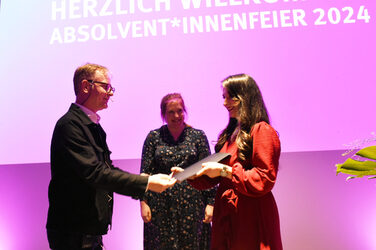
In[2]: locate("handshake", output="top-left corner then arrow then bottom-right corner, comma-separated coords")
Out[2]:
144,160 -> 231,193
145,153 -> 231,193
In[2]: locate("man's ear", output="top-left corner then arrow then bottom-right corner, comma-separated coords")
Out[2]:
82,79 -> 91,94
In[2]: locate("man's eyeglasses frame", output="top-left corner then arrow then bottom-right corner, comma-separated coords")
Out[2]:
87,79 -> 115,93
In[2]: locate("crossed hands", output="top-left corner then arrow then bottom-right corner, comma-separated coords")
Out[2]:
141,201 -> 214,224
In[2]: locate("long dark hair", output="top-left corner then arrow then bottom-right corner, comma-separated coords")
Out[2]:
215,74 -> 270,162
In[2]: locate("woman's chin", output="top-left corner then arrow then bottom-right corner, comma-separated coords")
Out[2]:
169,121 -> 184,128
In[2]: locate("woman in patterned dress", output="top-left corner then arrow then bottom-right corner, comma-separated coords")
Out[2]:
140,93 -> 216,250
175,74 -> 283,250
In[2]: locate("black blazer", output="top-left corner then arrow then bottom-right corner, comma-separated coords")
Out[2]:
46,103 -> 148,235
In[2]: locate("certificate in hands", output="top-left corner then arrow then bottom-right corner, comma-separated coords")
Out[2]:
174,152 -> 231,181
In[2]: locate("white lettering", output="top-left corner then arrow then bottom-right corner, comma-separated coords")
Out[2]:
221,14 -> 232,31
144,20 -> 158,36
215,0 -> 227,7
280,10 -> 292,27
233,13 -> 247,30
272,10 -> 278,27
50,28 -> 63,44
181,0 -> 202,9
52,0 -> 174,19
118,22 -> 132,38
180,0 -> 279,9
107,23 -> 118,39
248,12 -> 259,29
132,21 -> 143,37
129,0 -> 136,14
292,9 -> 307,26
51,0 -> 66,20
91,24 -> 106,40
155,0 -> 171,11
77,25 -> 90,42
69,0 -> 81,19
260,11 -> 272,28
64,26 -> 76,43
138,0 -> 152,13
183,17 -> 188,33
158,18 -> 169,35
83,0 -> 97,18
116,0 -> 128,15
190,16 -> 204,33
229,0 -> 243,6
99,0 -> 113,16
205,15 -> 219,32
49,7 -> 308,44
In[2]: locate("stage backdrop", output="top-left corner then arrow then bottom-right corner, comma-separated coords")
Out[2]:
0,0 -> 375,164
0,0 -> 375,249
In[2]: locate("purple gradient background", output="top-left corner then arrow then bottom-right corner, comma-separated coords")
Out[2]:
1,0 -> 376,249
0,1 -> 375,164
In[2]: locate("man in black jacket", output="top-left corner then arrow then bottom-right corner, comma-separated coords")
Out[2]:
46,63 -> 176,250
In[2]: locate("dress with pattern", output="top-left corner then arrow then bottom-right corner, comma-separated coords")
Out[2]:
140,125 -> 216,250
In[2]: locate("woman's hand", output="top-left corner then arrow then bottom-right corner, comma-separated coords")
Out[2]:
196,162 -> 232,179
203,204 -> 214,223
170,166 -> 198,181
196,162 -> 224,178
140,201 -> 152,223
170,166 -> 184,175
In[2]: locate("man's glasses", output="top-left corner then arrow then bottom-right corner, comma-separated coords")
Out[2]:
87,79 -> 115,93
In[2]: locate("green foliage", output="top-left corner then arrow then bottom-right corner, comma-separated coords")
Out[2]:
336,146 -> 376,180
356,146 -> 376,160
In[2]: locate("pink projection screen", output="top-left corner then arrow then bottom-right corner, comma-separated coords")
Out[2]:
0,0 -> 375,164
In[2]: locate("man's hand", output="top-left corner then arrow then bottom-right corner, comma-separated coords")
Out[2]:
147,174 -> 176,193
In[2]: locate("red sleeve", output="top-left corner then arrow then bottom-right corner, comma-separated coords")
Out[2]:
232,122 -> 281,197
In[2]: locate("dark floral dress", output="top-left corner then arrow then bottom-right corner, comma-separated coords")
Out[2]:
140,125 -> 216,250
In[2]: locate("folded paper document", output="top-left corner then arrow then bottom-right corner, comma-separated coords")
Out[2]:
174,152 -> 231,181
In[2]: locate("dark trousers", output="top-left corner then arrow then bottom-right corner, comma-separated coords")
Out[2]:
47,229 -> 103,250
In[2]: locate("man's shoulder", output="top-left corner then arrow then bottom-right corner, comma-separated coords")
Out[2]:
55,106 -> 74,121
54,104 -> 86,129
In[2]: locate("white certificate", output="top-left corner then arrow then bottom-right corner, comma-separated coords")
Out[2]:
174,152 -> 231,181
